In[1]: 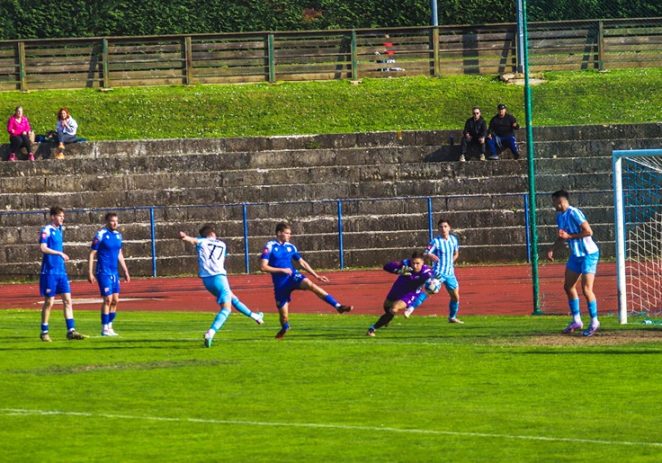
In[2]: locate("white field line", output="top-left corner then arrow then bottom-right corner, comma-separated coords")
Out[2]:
1,408 -> 660,448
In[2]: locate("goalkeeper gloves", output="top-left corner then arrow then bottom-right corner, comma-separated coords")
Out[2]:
398,265 -> 413,276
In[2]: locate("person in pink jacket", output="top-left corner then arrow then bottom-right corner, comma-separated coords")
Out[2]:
7,106 -> 34,161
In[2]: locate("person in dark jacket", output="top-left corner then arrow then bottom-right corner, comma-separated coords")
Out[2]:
460,106 -> 487,162
486,103 -> 520,160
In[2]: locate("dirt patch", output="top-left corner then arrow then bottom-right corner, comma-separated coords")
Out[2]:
527,329 -> 662,347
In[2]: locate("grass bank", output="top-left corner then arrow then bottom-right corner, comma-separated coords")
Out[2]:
0,68 -> 659,140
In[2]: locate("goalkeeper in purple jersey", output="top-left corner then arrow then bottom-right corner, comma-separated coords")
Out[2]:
367,251 -> 433,337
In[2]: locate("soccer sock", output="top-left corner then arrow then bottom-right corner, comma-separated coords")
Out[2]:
281,322 -> 290,331
323,294 -> 340,308
569,298 -> 581,322
231,296 -> 253,317
101,313 -> 110,327
409,292 -> 428,312
588,299 -> 598,320
210,307 -> 231,332
374,312 -> 394,329
65,318 -> 75,331
449,301 -> 459,319
109,312 -> 117,323
41,323 -> 49,333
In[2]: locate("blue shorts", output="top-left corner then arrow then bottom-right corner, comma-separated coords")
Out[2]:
436,274 -> 459,291
567,252 -> 599,275
202,274 -> 232,305
274,273 -> 307,309
97,274 -> 121,297
40,273 -> 70,298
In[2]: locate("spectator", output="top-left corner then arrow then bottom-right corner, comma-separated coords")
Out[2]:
55,107 -> 81,159
486,103 -> 520,160
6,106 -> 34,161
460,106 -> 487,162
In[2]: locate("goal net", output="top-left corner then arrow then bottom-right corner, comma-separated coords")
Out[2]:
613,149 -> 662,324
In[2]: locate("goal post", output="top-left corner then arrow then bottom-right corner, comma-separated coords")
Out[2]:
612,149 -> 662,324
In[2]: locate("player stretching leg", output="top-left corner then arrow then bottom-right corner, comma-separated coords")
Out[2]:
260,222 -> 352,339
180,224 -> 263,348
547,190 -> 600,337
404,218 -> 462,323
88,212 -> 130,336
367,251 -> 433,337
38,206 -> 86,342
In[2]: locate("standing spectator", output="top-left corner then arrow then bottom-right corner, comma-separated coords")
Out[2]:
460,106 -> 487,162
55,107 -> 80,159
486,103 -> 520,160
6,106 -> 34,161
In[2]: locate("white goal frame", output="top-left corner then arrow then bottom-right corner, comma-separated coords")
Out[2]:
613,149 -> 662,324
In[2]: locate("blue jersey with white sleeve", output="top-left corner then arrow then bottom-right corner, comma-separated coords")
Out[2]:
91,228 -> 123,275
196,237 -> 227,278
260,240 -> 302,288
425,234 -> 459,277
39,224 -> 66,275
556,206 -> 599,257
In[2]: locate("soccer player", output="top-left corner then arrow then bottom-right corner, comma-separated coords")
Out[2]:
180,224 -> 264,348
260,222 -> 353,339
367,251 -> 433,337
38,206 -> 86,342
87,212 -> 130,336
403,218 -> 462,323
547,189 -> 600,336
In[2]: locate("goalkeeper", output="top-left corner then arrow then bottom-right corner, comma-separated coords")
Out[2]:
366,251 -> 433,337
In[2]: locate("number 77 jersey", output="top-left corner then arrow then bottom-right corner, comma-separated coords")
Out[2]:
196,237 -> 227,277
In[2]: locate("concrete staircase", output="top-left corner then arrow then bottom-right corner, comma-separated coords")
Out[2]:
0,123 -> 659,278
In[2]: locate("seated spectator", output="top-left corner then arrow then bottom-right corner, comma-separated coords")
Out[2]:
486,103 -> 520,160
460,106 -> 487,162
6,106 -> 34,161
55,107 -> 83,159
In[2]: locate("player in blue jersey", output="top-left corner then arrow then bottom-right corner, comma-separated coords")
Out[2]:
367,251 -> 433,336
87,212 -> 131,336
403,218 -> 463,323
547,190 -> 600,336
180,224 -> 264,348
260,222 -> 353,339
38,206 -> 86,342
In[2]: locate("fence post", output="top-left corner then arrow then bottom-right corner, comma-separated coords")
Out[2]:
17,41 -> 27,91
149,207 -> 157,277
427,197 -> 434,242
350,30 -> 358,81
597,20 -> 605,71
242,204 -> 250,273
183,36 -> 193,84
523,194 -> 531,263
267,33 -> 276,83
431,27 -> 440,77
337,200 -> 345,270
101,38 -> 110,89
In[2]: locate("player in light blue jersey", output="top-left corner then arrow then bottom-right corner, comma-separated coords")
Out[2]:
180,224 -> 264,348
547,190 -> 600,337
38,206 -> 86,342
403,218 -> 463,323
88,212 -> 130,336
260,222 -> 353,339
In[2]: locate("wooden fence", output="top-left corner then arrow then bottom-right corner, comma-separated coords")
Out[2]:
0,18 -> 659,91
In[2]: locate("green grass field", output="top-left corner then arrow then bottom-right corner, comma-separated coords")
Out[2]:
1,310 -> 660,462
0,69 -> 660,140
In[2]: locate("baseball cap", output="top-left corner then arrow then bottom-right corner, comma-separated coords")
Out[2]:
497,103 -> 507,109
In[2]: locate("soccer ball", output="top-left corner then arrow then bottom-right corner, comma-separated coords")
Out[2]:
424,278 -> 442,295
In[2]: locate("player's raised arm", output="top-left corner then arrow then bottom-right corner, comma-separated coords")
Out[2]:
297,257 -> 329,283
179,231 -> 199,246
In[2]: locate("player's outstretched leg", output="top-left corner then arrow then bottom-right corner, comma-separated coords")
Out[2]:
204,307 -> 231,348
301,279 -> 353,313
231,295 -> 264,325
404,292 -> 427,319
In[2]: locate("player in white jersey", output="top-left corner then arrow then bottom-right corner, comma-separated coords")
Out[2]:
180,224 -> 263,348
547,190 -> 600,337
404,218 -> 463,323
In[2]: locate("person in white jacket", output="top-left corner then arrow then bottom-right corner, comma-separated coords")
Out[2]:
55,107 -> 80,158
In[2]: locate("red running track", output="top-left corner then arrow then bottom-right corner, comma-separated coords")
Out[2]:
0,263 -> 617,316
